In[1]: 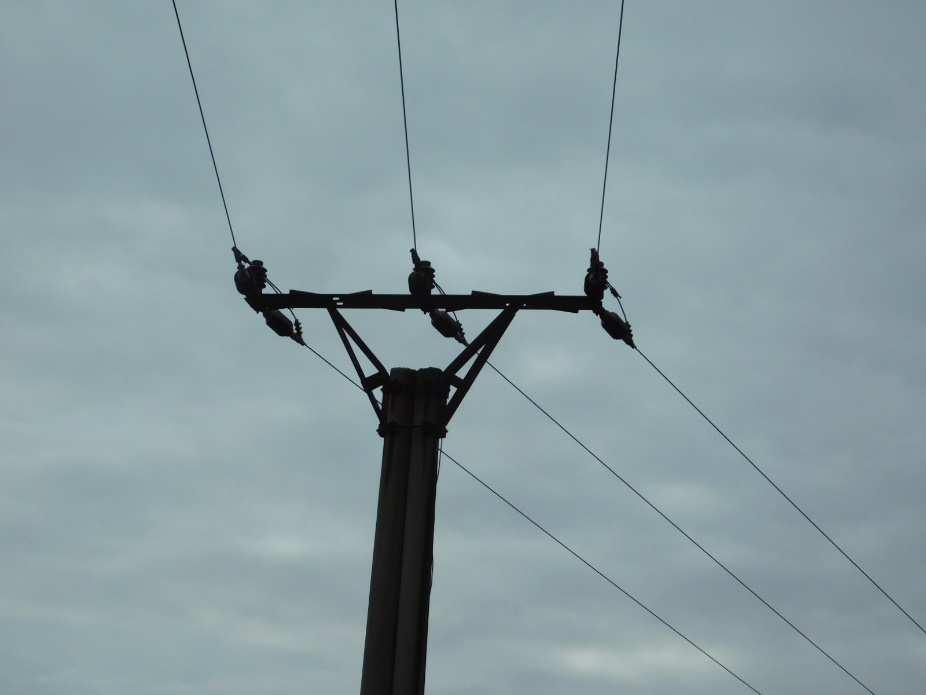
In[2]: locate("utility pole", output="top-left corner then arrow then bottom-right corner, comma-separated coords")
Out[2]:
360,367 -> 445,695
232,248 -> 633,695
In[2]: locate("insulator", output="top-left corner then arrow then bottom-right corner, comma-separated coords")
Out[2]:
232,246 -> 250,265
584,248 -> 608,301
409,260 -> 435,297
264,309 -> 294,338
599,309 -> 635,347
234,260 -> 268,297
429,309 -> 462,340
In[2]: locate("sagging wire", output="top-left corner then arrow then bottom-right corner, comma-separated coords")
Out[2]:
172,0 -> 302,345
394,0 -> 418,252
596,0 -> 627,253
635,346 -> 926,641
171,0 -> 238,249
273,336 -> 765,695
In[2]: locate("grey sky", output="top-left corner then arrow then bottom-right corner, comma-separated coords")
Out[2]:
2,1 -> 925,693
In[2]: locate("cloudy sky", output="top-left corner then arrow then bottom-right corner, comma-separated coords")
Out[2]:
2,1 -> 925,693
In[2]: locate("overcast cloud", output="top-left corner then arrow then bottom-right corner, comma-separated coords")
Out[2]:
2,1 -> 925,694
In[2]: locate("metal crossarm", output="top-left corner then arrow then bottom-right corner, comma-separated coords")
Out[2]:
251,290 -> 597,313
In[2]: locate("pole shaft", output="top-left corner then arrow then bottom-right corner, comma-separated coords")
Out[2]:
360,368 -> 447,695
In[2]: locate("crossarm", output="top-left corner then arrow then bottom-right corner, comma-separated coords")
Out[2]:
251,290 -> 598,313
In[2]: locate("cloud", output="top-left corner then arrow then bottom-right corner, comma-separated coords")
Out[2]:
2,1 -> 924,694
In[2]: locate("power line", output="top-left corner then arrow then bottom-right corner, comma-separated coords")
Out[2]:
168,0 -> 898,682
583,0 -> 918,649
393,0 -> 418,251
441,451 -> 764,695
485,361 -> 878,694
301,342 -> 363,391
595,0 -> 627,252
172,0 -> 302,327
288,339 -> 763,694
636,347 -> 926,639
170,0 -> 238,249
367,9 -> 754,681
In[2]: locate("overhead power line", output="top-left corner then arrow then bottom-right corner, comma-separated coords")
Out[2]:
290,338 -> 763,695
585,0 -> 918,649
169,1 -> 900,688
171,1 -> 299,324
485,361 -> 877,694
393,0 -> 418,251
596,0 -> 627,252
170,0 -> 238,249
635,347 -> 926,639
443,451 -> 764,695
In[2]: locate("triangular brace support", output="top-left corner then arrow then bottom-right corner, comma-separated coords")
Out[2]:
443,305 -> 518,424
327,305 -> 519,434
328,307 -> 390,423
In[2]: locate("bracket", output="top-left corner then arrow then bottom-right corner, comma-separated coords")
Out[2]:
443,305 -> 518,424
325,305 -> 519,434
328,307 -> 389,422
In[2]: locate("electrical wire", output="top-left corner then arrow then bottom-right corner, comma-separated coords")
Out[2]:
300,342 -> 363,391
608,282 -> 630,323
485,361 -> 878,694
595,0 -> 626,252
433,280 -> 462,328
635,347 -> 926,639
443,451 -> 763,695
169,0 -> 896,684
171,0 -> 238,249
393,0 -> 418,251
173,0 -> 302,329
287,338 -> 763,694
582,0 -> 919,652
253,331 -> 867,693
266,278 -> 299,323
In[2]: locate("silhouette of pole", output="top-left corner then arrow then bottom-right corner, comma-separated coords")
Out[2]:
236,252 -> 622,695
360,367 -> 448,695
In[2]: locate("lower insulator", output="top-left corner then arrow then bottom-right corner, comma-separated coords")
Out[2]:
429,309 -> 464,341
264,309 -> 294,338
599,309 -> 635,347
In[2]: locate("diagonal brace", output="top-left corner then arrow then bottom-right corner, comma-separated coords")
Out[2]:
443,305 -> 518,424
328,308 -> 389,422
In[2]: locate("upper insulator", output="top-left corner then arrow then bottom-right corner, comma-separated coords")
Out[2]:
235,260 -> 268,297
232,246 -> 250,266
584,248 -> 608,301
408,249 -> 436,298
